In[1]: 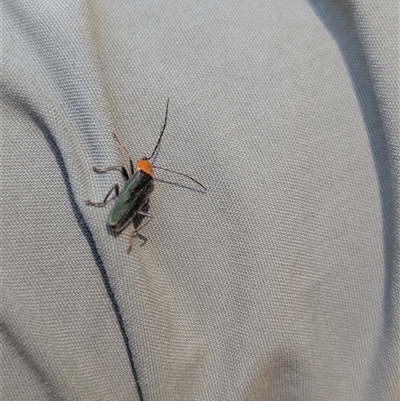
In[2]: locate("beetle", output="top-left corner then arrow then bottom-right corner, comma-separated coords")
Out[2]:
85,99 -> 206,253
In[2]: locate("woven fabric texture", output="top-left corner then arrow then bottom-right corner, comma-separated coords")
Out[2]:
2,1 -> 399,400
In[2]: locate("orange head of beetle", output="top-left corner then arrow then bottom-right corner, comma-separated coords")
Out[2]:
136,158 -> 154,179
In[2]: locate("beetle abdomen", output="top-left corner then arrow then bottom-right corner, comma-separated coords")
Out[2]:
108,170 -> 154,232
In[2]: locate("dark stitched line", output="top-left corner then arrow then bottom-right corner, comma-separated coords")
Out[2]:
43,130 -> 145,401
6,95 -> 144,401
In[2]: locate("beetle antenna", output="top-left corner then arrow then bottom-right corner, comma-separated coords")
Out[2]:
148,98 -> 169,160
153,165 -> 207,191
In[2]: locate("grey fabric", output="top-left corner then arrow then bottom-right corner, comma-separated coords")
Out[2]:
1,1 -> 399,400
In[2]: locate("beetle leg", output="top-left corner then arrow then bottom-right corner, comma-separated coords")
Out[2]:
85,184 -> 119,207
127,209 -> 154,253
112,133 -> 135,176
93,166 -> 129,181
137,210 -> 152,218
